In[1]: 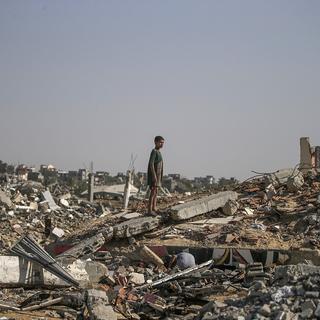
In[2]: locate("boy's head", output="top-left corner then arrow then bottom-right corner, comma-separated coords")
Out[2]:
154,136 -> 165,149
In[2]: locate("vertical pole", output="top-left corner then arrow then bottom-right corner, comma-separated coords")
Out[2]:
88,161 -> 94,202
123,170 -> 132,210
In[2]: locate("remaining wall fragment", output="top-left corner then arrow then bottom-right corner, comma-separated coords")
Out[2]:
300,137 -> 313,174
170,191 -> 238,221
315,146 -> 320,169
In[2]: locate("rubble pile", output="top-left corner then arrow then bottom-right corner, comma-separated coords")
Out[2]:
0,182 -> 106,251
201,264 -> 320,319
1,167 -> 320,318
142,169 -> 320,250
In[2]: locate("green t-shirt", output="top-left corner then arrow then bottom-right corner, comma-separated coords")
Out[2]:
147,149 -> 163,186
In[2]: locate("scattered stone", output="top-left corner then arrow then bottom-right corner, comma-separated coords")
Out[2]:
223,199 -> 239,216
51,227 -> 65,238
59,198 -> 69,207
130,272 -> 145,285
259,304 -> 271,317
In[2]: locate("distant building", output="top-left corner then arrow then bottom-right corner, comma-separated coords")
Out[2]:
78,169 -> 88,181
40,164 -> 57,174
28,171 -> 44,182
68,170 -> 78,178
16,164 -> 28,181
95,171 -> 110,185
58,170 -> 69,182
206,175 -> 215,185
168,174 -> 181,180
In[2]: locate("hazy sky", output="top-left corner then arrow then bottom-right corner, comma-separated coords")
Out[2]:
1,0 -> 320,180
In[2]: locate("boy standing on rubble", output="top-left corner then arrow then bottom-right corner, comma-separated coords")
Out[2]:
147,136 -> 165,215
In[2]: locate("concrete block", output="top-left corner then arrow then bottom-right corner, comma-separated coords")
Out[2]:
85,261 -> 108,283
129,272 -> 145,285
52,227 -> 65,238
222,199 -> 239,216
86,289 -> 116,320
0,190 -> 12,208
170,191 -> 238,221
42,190 -> 59,210
113,217 -> 160,239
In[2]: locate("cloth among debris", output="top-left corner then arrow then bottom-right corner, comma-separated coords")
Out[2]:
176,252 -> 196,270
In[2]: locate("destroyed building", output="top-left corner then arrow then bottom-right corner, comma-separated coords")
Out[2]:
1,137 -> 320,319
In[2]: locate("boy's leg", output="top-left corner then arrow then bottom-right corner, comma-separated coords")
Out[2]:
148,187 -> 156,213
152,187 -> 158,211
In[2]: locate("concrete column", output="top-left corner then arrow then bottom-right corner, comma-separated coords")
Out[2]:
315,146 -> 320,169
88,173 -> 94,202
123,170 -> 132,210
300,137 -> 312,174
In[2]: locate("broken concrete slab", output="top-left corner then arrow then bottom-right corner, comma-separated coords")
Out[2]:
82,183 -> 139,197
113,217 -> 160,239
0,190 -> 12,208
86,289 -> 116,320
170,191 -> 238,221
0,256 -> 92,288
189,216 -> 243,225
57,233 -> 106,261
41,190 -> 59,210
122,212 -> 142,220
